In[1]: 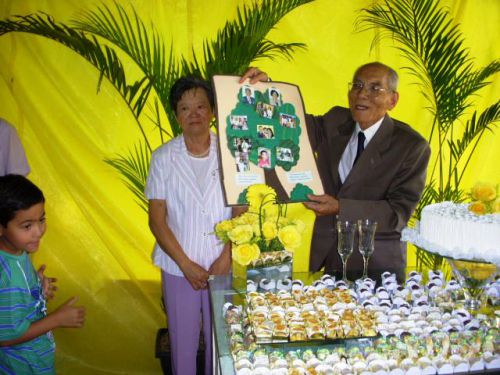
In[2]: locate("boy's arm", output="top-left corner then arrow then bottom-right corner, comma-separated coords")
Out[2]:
0,297 -> 85,347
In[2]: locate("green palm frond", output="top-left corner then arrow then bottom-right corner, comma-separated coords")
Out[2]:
182,0 -> 313,78
104,142 -> 150,212
0,12 -> 155,151
448,101 -> 500,184
415,247 -> 451,277
145,98 -> 173,143
412,182 -> 438,222
71,2 -> 182,135
357,0 -> 498,128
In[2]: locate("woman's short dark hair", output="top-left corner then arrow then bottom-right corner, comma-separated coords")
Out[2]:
0,174 -> 45,227
270,89 -> 279,96
169,76 -> 215,114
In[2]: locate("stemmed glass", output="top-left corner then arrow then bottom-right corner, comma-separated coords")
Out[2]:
336,220 -> 357,282
358,219 -> 377,279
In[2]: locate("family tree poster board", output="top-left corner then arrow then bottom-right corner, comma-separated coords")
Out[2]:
212,75 -> 324,205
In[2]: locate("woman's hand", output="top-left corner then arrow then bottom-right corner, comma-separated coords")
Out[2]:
180,260 -> 210,290
37,264 -> 58,300
239,67 -> 270,84
208,243 -> 231,275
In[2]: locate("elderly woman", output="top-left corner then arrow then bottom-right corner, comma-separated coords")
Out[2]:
146,77 -> 232,375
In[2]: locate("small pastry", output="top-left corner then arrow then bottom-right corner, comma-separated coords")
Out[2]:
276,278 -> 291,291
246,280 -> 257,293
291,280 -> 304,291
259,278 -> 276,291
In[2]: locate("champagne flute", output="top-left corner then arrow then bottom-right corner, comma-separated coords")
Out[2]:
358,219 -> 377,279
336,220 -> 357,282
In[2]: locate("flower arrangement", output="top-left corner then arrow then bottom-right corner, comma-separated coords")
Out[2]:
215,184 -> 304,266
468,182 -> 500,215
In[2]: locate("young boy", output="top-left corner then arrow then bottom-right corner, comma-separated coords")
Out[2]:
0,174 -> 85,374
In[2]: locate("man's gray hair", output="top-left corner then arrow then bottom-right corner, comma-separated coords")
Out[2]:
355,62 -> 399,92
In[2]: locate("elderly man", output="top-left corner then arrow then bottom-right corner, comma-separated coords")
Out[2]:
242,62 -> 430,277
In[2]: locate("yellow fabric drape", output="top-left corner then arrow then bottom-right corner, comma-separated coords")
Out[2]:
0,1 -> 498,374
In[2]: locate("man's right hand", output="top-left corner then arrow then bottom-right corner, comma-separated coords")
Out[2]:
304,193 -> 340,216
180,260 -> 210,290
239,67 -> 270,84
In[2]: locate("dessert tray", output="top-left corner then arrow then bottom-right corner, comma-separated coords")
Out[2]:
222,271 -> 500,374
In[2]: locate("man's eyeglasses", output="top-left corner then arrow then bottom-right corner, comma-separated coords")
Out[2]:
348,81 -> 392,97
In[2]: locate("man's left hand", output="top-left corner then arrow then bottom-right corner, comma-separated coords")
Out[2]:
239,67 -> 269,84
303,194 -> 339,216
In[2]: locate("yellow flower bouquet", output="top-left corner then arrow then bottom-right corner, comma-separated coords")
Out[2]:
468,182 -> 499,215
215,184 -> 304,267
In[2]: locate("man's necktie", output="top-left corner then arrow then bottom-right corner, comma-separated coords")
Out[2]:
353,131 -> 366,165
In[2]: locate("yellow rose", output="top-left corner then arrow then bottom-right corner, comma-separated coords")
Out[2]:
233,212 -> 258,226
278,225 -> 302,250
244,212 -> 259,224
215,220 -> 232,233
277,216 -> 291,227
231,216 -> 244,226
262,204 -> 279,217
252,222 -> 261,237
471,182 -> 497,202
214,220 -> 233,241
246,184 -> 277,210
262,221 -> 278,240
290,219 -> 306,233
493,198 -> 500,213
228,224 -> 254,244
232,243 -> 261,266
469,201 -> 487,215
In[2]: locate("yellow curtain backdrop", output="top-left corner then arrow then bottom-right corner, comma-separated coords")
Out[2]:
0,0 -> 498,373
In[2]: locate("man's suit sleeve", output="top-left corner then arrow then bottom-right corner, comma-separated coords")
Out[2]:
339,137 -> 431,234
305,114 -> 326,152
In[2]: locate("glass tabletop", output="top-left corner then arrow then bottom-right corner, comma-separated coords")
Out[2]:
207,270 -> 404,374
207,270 -> 499,375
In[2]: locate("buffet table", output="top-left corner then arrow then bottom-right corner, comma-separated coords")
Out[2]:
208,271 -> 499,375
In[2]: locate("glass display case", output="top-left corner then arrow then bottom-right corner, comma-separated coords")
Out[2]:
208,270 -> 397,374
208,271 -> 499,375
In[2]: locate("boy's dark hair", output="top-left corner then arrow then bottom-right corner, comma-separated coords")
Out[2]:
169,76 -> 215,114
0,174 -> 45,227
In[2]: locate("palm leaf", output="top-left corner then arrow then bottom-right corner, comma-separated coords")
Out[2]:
356,0 -> 498,129
448,101 -> 500,184
0,12 -> 155,151
415,247 -> 452,277
71,2 -> 182,135
104,142 -> 150,212
182,0 -> 313,78
412,181 -> 438,221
